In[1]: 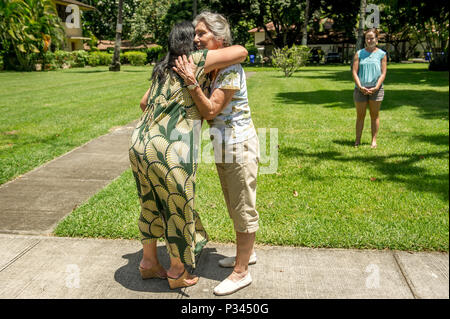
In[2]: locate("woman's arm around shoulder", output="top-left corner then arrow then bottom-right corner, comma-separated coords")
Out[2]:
204,45 -> 247,74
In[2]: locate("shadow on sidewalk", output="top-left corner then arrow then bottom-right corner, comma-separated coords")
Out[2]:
114,246 -> 230,294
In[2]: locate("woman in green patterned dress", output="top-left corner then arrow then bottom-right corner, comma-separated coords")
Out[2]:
129,21 -> 247,289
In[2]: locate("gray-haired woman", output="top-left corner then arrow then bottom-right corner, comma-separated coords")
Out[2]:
173,11 -> 259,296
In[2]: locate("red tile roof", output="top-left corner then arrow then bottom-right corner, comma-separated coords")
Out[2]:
54,0 -> 95,10
84,40 -> 159,51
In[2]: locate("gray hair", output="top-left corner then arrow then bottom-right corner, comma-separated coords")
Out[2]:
193,11 -> 232,47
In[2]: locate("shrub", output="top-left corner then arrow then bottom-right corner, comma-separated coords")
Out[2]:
54,50 -> 73,68
146,45 -> 164,63
124,51 -> 147,66
0,54 -> 3,71
42,51 -> 57,70
90,52 -> 113,66
71,50 -> 89,67
120,53 -> 128,65
272,45 -> 310,77
87,53 -> 101,67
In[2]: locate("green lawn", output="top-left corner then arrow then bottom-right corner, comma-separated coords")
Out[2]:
2,64 -> 448,251
0,66 -> 149,185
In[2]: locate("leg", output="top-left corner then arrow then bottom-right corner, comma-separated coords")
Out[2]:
130,156 -> 167,278
368,100 -> 381,148
355,101 -> 368,146
230,231 -> 256,280
214,138 -> 259,295
141,240 -> 164,271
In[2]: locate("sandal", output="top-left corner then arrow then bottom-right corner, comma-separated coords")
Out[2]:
139,264 -> 167,280
167,269 -> 199,289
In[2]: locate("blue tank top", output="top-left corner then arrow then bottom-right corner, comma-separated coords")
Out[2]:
357,48 -> 386,87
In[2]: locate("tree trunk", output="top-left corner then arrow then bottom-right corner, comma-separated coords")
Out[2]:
109,0 -> 123,72
301,0 -> 310,46
356,0 -> 367,51
193,0 -> 197,19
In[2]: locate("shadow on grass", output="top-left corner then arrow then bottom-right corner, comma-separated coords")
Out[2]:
287,66 -> 449,87
121,70 -> 148,73
114,247 -> 229,295
66,70 -> 109,73
274,89 -> 449,120
279,146 -> 449,200
413,133 -> 449,146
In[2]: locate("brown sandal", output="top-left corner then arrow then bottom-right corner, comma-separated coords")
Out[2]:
167,269 -> 199,289
139,264 -> 167,280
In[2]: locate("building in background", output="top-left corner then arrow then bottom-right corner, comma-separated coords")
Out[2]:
53,0 -> 95,51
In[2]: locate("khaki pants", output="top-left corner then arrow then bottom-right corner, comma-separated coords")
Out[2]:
214,135 -> 259,233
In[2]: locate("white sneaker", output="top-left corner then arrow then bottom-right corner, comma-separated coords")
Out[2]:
213,273 -> 252,296
218,252 -> 257,268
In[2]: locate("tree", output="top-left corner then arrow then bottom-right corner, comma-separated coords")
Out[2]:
130,0 -> 210,48
109,0 -> 123,71
301,0 -> 311,45
0,0 -> 64,71
129,0 -> 171,47
319,0 -> 360,63
376,0 -> 448,65
78,0 -> 140,40
407,0 -> 449,67
210,0 -> 322,48
356,0 -> 367,50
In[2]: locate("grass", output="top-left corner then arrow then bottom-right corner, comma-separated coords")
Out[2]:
0,66 -> 150,185
3,63 -> 448,251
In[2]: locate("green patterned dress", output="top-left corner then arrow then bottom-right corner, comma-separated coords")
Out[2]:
129,50 -> 209,268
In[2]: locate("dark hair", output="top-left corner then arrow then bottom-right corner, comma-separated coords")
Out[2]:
151,21 -> 196,83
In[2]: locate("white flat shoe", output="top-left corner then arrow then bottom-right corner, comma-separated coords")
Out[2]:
213,273 -> 252,296
218,252 -> 257,268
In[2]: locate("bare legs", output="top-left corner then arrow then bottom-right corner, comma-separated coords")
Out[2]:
368,100 -> 381,148
140,241 -> 166,277
355,100 -> 381,148
141,242 -> 197,285
228,231 -> 256,281
355,101 -> 367,147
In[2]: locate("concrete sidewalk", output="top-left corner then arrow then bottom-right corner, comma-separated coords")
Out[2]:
0,233 -> 448,299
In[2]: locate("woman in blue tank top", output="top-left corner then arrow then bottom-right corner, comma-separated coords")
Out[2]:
352,28 -> 387,148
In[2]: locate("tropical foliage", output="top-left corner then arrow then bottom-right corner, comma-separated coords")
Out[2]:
0,0 -> 64,71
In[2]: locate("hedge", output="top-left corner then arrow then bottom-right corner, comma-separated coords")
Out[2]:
124,51 -> 147,66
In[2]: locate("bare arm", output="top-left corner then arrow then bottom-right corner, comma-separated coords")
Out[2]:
371,55 -> 387,93
140,87 -> 151,112
173,55 -> 237,120
204,45 -> 248,74
352,52 -> 369,95
188,86 -> 236,120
